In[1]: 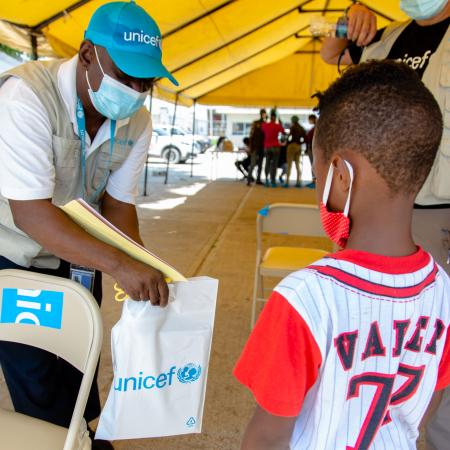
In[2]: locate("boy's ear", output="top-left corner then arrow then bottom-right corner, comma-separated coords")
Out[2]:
332,156 -> 352,195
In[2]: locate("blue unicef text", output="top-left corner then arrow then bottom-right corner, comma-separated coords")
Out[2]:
114,366 -> 177,392
114,363 -> 202,392
1,288 -> 64,329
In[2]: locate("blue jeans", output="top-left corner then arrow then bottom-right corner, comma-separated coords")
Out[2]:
0,256 -> 102,427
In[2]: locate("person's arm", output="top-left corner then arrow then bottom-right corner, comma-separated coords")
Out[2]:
9,198 -> 168,305
320,4 -> 377,65
241,406 -> 296,450
101,191 -> 143,245
0,81 -> 167,305
234,291 -> 323,449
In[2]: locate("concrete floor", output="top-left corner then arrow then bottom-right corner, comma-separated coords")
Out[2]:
99,179 -> 326,450
0,168 -> 428,449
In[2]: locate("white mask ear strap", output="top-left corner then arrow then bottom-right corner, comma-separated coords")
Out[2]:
322,160 -> 354,217
93,46 -> 106,76
85,46 -> 105,91
343,160 -> 354,217
322,163 -> 334,205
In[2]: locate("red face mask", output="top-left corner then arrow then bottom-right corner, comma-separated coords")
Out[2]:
319,161 -> 354,249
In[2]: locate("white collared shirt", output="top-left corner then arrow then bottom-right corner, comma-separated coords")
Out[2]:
0,55 -> 152,204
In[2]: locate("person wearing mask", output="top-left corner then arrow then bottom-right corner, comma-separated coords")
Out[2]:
284,115 -> 306,188
247,108 -> 267,186
305,114 -> 317,189
262,109 -> 285,187
320,2 -> 450,448
0,1 -> 177,448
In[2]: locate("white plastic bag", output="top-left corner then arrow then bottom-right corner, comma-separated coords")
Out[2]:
96,277 -> 218,440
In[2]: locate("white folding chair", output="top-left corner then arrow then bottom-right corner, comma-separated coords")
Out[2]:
0,269 -> 103,450
251,203 -> 331,328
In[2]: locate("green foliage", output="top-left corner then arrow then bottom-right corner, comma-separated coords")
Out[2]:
0,43 -> 22,60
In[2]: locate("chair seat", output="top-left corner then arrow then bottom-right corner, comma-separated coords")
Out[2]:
0,408 -> 90,450
260,246 -> 328,277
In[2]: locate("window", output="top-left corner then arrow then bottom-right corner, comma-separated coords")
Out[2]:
211,112 -> 227,136
232,122 -> 252,136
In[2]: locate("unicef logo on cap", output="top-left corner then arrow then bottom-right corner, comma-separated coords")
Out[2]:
177,363 -> 202,384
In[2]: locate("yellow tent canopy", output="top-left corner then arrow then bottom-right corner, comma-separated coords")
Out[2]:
0,0 -> 407,107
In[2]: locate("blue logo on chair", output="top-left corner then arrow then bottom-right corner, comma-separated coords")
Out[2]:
177,363 -> 202,384
1,288 -> 64,329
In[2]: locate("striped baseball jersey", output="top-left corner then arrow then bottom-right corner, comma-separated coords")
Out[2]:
234,247 -> 450,450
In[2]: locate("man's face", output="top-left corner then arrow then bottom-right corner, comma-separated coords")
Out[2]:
261,112 -> 267,121
84,42 -> 154,94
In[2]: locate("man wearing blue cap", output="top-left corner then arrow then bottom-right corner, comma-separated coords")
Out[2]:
0,1 -> 177,447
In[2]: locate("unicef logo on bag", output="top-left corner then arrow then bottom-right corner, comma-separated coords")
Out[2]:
177,363 -> 202,384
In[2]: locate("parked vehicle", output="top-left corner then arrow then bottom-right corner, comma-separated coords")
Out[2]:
149,127 -> 198,164
156,125 -> 210,153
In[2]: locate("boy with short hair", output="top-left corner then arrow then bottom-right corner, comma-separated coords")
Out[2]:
234,60 -> 450,449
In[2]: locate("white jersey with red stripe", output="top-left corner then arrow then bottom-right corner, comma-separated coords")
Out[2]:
234,247 -> 450,450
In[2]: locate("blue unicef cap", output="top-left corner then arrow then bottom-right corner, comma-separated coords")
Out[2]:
85,0 -> 178,85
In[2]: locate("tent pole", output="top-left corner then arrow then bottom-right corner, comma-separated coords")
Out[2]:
190,100 -> 197,178
164,94 -> 179,185
30,34 -> 38,60
143,84 -> 154,196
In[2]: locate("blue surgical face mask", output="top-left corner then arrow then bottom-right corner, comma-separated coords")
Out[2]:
86,46 -> 148,120
400,0 -> 447,20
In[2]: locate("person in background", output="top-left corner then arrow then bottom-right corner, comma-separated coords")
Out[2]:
235,137 -> 252,180
320,3 -> 450,447
305,114 -> 317,188
284,115 -> 306,188
247,109 -> 267,186
278,128 -> 288,185
262,109 -> 285,187
234,60 -> 450,450
0,1 -> 176,448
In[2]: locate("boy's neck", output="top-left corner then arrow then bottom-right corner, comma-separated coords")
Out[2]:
345,198 -> 417,257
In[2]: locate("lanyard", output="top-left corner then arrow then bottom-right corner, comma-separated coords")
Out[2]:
75,98 -> 116,202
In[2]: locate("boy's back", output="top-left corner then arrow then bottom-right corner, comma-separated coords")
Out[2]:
234,61 -> 448,450
235,248 -> 450,449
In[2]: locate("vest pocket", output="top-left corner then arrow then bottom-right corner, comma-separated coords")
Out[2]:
52,135 -> 81,202
52,135 -> 81,168
96,143 -> 129,173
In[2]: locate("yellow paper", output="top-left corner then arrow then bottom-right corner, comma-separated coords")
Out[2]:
60,199 -> 186,282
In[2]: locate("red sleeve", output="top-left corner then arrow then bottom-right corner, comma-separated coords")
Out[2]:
436,326 -> 450,391
233,291 -> 322,416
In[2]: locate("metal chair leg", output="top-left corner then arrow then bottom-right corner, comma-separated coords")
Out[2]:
251,268 -> 261,329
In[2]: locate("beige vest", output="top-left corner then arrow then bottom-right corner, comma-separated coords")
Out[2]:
0,59 -> 150,268
361,21 -> 450,205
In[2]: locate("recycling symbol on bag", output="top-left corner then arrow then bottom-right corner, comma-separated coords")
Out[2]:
186,417 -> 196,427
177,363 -> 202,384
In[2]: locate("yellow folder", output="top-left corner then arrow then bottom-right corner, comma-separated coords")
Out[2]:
60,198 -> 186,282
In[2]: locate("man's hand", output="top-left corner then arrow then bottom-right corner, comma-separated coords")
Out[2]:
320,4 -> 377,65
113,256 -> 169,306
347,4 -> 377,47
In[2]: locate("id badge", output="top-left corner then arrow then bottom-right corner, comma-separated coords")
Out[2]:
70,264 -> 95,293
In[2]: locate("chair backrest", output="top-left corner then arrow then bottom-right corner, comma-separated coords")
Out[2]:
257,203 -> 327,238
0,269 -> 102,374
0,269 -> 103,449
